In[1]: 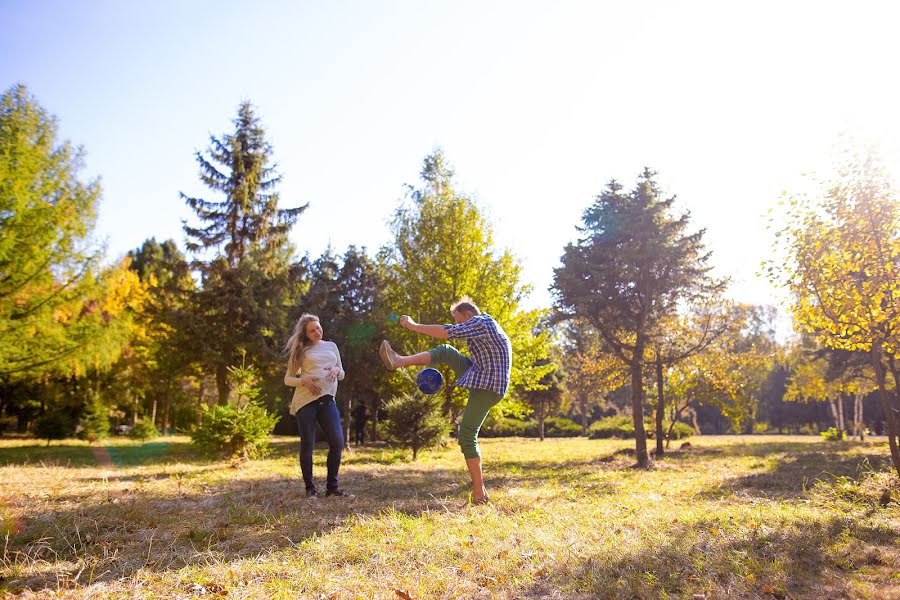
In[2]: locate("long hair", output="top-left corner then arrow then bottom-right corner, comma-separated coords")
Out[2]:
285,313 -> 320,375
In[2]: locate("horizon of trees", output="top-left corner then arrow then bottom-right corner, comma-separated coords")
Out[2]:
2,84 -> 898,472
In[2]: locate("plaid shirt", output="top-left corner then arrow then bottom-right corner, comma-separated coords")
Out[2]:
443,313 -> 512,397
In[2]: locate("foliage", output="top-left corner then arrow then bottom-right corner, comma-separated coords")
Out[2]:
379,149 -> 554,419
189,360 -> 278,458
190,403 -> 278,459
588,415 -> 693,440
181,101 -> 306,404
542,416 -> 583,437
33,412 -> 75,446
299,245 -> 387,441
128,419 -> 159,441
820,427 -> 844,441
78,393 -> 110,443
480,416 -> 538,437
769,145 -> 900,475
553,169 -> 720,466
383,391 -> 450,459
0,84 -> 141,381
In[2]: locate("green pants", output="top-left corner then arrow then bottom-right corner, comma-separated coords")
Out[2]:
428,344 -> 502,459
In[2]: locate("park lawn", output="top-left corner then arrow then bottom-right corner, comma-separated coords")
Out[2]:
1,435 -> 898,599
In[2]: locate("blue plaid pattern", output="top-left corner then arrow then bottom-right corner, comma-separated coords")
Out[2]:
443,313 -> 512,397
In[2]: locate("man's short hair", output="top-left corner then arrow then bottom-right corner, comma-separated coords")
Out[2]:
451,297 -> 481,315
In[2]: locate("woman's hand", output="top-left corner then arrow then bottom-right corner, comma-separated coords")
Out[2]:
324,366 -> 339,382
399,315 -> 417,330
301,378 -> 321,395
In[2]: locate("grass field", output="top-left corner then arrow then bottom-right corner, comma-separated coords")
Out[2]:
1,435 -> 898,599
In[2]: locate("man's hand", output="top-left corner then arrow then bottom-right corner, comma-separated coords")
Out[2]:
399,315 -> 417,330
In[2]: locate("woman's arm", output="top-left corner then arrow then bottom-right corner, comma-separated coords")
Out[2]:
331,343 -> 345,381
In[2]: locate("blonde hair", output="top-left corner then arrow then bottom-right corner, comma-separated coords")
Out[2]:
285,313 -> 320,375
450,296 -> 480,316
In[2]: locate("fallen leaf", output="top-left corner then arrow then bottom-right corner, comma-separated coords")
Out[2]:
711,528 -> 719,536
497,550 -> 509,559
394,590 -> 414,600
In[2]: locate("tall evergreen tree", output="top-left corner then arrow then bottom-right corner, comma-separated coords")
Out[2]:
181,102 -> 306,404
553,169 -> 717,467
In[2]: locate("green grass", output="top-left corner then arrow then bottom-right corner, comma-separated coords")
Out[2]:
1,435 -> 898,599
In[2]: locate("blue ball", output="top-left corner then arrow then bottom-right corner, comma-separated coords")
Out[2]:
416,368 -> 444,395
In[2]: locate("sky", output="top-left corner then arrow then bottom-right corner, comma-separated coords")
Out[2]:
4,1 -> 900,336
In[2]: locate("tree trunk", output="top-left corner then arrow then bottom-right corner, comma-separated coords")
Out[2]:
216,363 -> 230,405
151,398 -> 158,428
161,388 -> 170,436
828,398 -> 840,431
539,401 -> 545,441
580,396 -> 588,435
871,343 -> 900,479
655,354 -> 665,457
837,393 -> 846,435
855,393 -> 865,441
631,345 -> 649,467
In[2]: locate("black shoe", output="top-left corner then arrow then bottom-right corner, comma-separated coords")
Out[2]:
305,489 -> 319,498
325,488 -> 350,498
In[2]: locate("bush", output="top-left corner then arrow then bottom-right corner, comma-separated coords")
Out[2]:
543,416 -> 583,437
666,420 -> 695,440
588,415 -> 694,440
78,395 -> 110,443
589,415 -> 639,439
191,402 -> 278,459
480,417 -> 538,438
34,413 -> 75,446
383,392 -> 450,459
128,419 -> 159,441
191,358 -> 279,459
821,427 -> 844,441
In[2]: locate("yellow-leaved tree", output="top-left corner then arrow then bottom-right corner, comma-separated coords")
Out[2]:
770,147 -> 900,476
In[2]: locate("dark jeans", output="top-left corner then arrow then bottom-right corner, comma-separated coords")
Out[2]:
294,395 -> 344,492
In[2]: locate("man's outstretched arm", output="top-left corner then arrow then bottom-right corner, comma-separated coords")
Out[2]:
399,315 -> 449,339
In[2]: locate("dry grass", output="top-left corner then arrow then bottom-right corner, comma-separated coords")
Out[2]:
1,435 -> 898,599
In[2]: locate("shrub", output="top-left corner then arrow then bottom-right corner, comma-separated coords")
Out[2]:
588,415 -> 694,440
821,427 -> 844,441
589,415 -> 639,439
78,394 -> 110,443
666,420 -> 695,440
480,417 -> 538,438
128,419 -> 159,441
543,416 -> 583,437
34,413 -> 75,446
191,403 -> 278,459
383,392 -> 450,459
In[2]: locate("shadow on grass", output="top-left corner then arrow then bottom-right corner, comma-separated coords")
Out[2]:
0,443 -> 96,467
2,453 -> 463,594
705,449 -> 892,500
520,512 -> 897,600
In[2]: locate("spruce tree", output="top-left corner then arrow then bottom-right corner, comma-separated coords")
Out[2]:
181,102 -> 306,404
553,169 -> 717,467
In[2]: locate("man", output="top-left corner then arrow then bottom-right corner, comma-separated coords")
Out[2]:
379,297 -> 512,505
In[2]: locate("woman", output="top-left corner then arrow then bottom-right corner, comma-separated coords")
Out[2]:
284,313 -> 350,498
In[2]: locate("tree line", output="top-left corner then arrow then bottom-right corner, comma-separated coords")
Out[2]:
1,84 -> 898,475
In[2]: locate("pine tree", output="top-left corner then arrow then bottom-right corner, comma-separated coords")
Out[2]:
553,169 -> 718,467
181,102 -> 306,404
